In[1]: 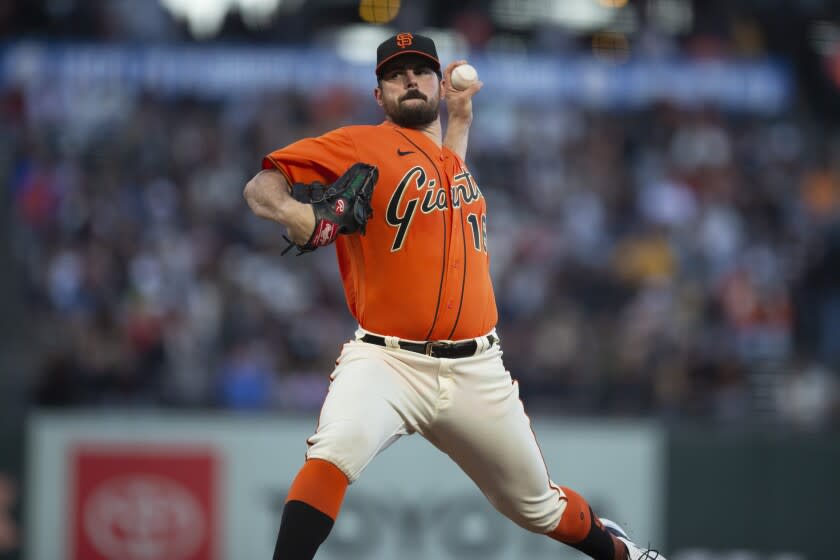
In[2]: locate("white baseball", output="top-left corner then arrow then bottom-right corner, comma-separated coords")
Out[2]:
450,64 -> 478,90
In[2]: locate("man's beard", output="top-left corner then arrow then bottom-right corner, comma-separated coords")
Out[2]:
384,90 -> 439,128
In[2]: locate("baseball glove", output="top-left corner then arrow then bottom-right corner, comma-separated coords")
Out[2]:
282,163 -> 378,255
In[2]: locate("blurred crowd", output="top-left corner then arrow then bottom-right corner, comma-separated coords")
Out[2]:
3,74 -> 840,428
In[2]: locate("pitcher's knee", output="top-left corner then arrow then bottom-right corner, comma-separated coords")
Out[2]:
494,496 -> 564,534
306,425 -> 380,482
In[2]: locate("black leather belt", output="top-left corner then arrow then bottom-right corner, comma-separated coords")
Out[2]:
360,334 -> 499,358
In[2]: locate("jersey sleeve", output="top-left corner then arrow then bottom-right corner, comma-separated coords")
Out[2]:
262,127 -> 359,185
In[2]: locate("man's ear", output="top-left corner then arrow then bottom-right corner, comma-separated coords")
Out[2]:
374,86 -> 384,107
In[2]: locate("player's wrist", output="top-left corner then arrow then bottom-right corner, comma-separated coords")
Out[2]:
446,113 -> 473,130
279,198 -> 315,233
285,208 -> 317,246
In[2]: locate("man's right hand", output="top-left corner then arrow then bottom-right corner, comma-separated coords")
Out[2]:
443,60 -> 483,124
442,60 -> 483,161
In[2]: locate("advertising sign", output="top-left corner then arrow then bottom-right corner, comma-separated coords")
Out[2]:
70,446 -> 218,560
27,413 -> 664,560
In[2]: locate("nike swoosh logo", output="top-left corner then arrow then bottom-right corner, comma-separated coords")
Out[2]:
397,148 -> 415,156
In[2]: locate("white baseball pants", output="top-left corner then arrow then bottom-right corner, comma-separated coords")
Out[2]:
305,328 -> 568,533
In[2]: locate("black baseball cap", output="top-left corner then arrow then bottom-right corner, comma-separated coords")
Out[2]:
376,32 -> 441,77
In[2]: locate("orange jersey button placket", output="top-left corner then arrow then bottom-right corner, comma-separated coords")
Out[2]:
429,170 -> 469,340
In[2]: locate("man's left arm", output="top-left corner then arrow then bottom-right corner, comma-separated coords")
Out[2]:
442,60 -> 483,161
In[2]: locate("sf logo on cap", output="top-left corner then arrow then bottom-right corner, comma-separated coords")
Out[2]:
396,33 -> 413,48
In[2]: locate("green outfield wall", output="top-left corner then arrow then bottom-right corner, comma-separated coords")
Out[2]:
665,429 -> 840,560
15,413 -> 840,560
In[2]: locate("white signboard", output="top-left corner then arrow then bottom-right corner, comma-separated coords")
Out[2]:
26,413 -> 664,560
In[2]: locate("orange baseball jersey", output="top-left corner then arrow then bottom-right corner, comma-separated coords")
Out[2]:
263,121 -> 498,341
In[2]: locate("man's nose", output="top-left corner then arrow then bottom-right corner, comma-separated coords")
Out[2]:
402,70 -> 419,86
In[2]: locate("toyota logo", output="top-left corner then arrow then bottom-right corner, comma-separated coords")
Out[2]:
83,475 -> 205,560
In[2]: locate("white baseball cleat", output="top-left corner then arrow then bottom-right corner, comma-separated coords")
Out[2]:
600,518 -> 666,560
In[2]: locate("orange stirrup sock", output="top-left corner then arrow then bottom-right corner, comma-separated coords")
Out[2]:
285,458 -> 349,520
274,460 -> 349,560
549,486 -> 592,543
547,487 -> 623,560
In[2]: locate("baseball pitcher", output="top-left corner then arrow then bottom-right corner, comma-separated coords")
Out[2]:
243,32 -> 664,560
